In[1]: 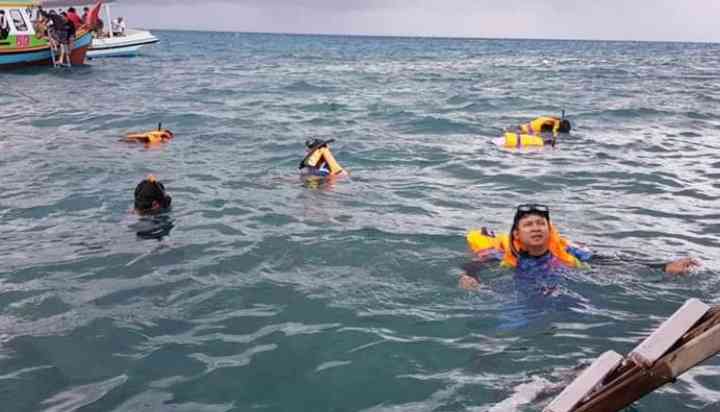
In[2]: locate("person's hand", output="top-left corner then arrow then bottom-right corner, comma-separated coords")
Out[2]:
459,274 -> 481,290
664,257 -> 701,275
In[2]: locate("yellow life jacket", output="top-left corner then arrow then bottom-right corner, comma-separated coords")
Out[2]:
466,224 -> 585,269
519,116 -> 562,135
499,132 -> 547,148
126,128 -> 174,144
303,146 -> 345,175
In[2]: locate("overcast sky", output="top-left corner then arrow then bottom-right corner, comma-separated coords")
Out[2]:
111,0 -> 720,42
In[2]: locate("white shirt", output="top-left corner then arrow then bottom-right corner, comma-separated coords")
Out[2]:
112,18 -> 126,33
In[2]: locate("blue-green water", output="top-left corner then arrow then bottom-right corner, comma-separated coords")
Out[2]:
2,32 -> 720,412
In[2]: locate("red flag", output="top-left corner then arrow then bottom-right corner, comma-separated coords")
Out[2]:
87,1 -> 102,27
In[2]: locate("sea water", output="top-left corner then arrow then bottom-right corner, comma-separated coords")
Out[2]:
1,32 -> 720,411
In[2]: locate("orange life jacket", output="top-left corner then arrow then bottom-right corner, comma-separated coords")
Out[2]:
466,224 -> 585,269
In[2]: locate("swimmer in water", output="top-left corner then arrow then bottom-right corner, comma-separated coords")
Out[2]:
298,138 -> 348,177
134,175 -> 172,215
459,204 -> 700,290
516,113 -> 572,136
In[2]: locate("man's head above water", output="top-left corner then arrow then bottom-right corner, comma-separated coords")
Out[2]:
511,204 -> 551,256
134,175 -> 172,214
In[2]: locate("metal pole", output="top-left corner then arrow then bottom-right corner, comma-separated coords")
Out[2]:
105,3 -> 113,38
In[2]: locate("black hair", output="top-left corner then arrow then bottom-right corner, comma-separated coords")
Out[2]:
558,119 -> 572,133
134,179 -> 172,212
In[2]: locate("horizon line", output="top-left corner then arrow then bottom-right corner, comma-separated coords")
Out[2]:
135,28 -> 720,45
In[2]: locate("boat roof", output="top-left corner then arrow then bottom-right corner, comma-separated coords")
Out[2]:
0,1 -> 39,6
40,0 -> 114,6
0,0 -> 114,7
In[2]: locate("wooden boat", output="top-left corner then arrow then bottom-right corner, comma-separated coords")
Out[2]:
0,0 -> 96,68
545,299 -> 720,412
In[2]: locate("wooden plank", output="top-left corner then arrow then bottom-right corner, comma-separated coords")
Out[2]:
544,351 -> 623,412
572,364 -> 669,412
573,310 -> 720,412
629,298 -> 709,368
663,321 -> 720,378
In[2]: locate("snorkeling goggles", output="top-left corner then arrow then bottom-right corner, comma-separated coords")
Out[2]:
509,204 -> 551,257
134,176 -> 172,212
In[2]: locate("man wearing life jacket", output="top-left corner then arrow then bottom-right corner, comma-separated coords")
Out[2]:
298,138 -> 347,177
134,175 -> 172,215
459,204 -> 700,290
517,116 -> 572,136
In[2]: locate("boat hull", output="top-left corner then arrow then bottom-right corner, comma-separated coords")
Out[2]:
88,30 -> 158,58
0,30 -> 93,68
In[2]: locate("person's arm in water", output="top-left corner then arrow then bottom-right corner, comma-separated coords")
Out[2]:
459,230 -> 700,290
459,244 -> 504,290
587,252 -> 700,275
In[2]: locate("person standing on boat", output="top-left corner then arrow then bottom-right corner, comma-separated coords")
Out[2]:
60,11 -> 75,62
81,6 -> 103,37
66,7 -> 82,30
118,17 -> 126,35
112,17 -> 126,36
0,10 -> 9,40
41,9 -> 70,65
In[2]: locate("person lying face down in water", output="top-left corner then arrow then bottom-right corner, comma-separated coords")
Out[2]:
298,138 -> 348,177
497,113 -> 572,149
134,175 -> 172,215
517,115 -> 572,136
459,204 -> 700,290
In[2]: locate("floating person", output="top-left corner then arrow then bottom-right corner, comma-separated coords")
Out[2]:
134,175 -> 172,215
494,111 -> 572,149
124,123 -> 174,145
298,138 -> 348,178
517,112 -> 572,136
459,204 -> 700,290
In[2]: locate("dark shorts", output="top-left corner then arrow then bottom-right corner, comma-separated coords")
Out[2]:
50,28 -> 69,44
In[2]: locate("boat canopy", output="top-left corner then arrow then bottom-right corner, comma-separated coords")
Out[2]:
0,0 -> 114,7
39,0 -> 113,6
0,1 -> 39,7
